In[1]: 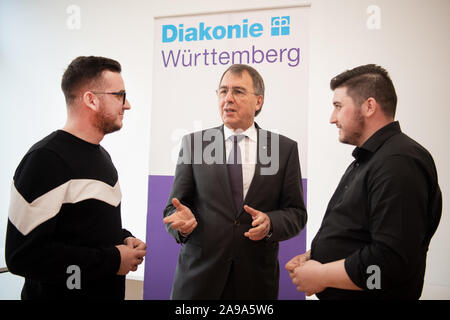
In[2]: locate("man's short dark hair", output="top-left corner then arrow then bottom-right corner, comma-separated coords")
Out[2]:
61,56 -> 121,105
219,64 -> 265,116
330,64 -> 397,118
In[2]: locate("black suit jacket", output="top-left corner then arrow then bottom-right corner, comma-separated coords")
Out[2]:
164,123 -> 307,299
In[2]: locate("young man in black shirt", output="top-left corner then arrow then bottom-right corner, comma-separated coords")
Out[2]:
6,56 -> 146,299
286,64 -> 442,299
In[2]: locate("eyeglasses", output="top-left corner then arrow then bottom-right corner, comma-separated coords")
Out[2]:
216,87 -> 259,100
92,90 -> 126,105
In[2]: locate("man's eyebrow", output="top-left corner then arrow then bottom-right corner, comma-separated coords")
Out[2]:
219,85 -> 247,90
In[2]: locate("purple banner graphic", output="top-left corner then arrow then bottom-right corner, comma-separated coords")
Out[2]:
143,175 -> 307,300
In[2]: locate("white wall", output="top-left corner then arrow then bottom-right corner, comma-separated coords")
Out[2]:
0,0 -> 448,298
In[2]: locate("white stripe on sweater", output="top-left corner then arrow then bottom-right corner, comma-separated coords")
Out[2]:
8,179 -> 122,235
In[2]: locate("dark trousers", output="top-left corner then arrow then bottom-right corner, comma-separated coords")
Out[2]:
220,261 -> 237,299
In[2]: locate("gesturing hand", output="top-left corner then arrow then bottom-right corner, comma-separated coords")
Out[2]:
163,198 -> 198,236
243,205 -> 271,241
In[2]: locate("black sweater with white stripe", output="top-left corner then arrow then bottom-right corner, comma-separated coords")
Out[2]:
6,130 -> 132,299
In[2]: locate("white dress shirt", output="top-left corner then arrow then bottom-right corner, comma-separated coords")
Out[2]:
223,123 -> 257,200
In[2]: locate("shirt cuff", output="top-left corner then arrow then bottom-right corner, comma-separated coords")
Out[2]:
105,246 -> 122,276
344,250 -> 367,290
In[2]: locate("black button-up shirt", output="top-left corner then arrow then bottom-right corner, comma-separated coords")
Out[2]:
311,121 -> 442,299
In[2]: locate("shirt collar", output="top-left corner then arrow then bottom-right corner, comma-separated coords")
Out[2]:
223,123 -> 257,142
352,121 -> 402,159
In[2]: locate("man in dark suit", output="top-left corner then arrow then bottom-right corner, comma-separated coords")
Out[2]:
163,64 -> 307,299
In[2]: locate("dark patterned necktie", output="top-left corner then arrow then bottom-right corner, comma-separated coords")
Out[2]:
227,135 -> 245,215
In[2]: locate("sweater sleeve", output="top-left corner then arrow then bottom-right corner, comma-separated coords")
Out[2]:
122,228 -> 134,240
6,148 -> 121,285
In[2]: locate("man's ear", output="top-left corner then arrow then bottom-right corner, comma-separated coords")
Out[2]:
83,91 -> 99,112
255,95 -> 264,112
363,97 -> 377,118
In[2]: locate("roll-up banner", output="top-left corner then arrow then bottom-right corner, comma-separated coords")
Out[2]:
144,5 -> 310,299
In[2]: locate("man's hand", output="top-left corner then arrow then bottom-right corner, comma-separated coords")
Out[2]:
243,205 -> 271,241
286,250 -> 324,296
124,237 -> 146,250
290,259 -> 326,296
115,244 -> 146,276
286,250 -> 310,276
163,198 -> 198,236
287,254 -> 362,296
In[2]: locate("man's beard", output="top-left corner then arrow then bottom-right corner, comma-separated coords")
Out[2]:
94,106 -> 122,135
340,109 -> 365,146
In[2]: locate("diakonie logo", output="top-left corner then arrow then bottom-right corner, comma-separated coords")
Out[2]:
162,17 -> 291,43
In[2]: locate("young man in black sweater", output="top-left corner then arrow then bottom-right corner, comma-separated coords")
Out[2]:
6,56 -> 146,300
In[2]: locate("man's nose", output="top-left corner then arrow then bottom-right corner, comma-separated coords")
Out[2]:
329,109 -> 337,124
225,89 -> 235,102
124,99 -> 131,110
